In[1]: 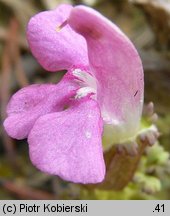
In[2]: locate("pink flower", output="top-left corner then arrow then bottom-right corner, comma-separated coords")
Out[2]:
3,4 -> 144,184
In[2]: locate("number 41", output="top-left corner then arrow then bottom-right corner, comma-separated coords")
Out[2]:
154,204 -> 164,212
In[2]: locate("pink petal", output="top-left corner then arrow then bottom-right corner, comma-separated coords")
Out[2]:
68,6 -> 144,142
28,98 -> 105,184
27,4 -> 88,71
4,76 -> 78,139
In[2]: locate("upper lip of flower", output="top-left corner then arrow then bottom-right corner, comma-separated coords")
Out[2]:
3,4 -> 144,184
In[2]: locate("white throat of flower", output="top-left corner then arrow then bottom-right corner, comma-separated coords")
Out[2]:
72,69 -> 141,148
72,68 -> 97,99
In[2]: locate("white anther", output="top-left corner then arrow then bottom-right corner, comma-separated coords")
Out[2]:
75,87 -> 96,99
73,69 -> 97,90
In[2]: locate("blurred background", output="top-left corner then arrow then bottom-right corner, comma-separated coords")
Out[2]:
0,0 -> 170,200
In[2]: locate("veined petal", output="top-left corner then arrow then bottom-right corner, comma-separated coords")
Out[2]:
4,75 -> 78,139
27,4 -> 88,71
28,98 -> 105,184
68,6 -> 144,143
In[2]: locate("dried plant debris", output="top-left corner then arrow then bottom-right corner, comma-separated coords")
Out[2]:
130,0 -> 170,50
